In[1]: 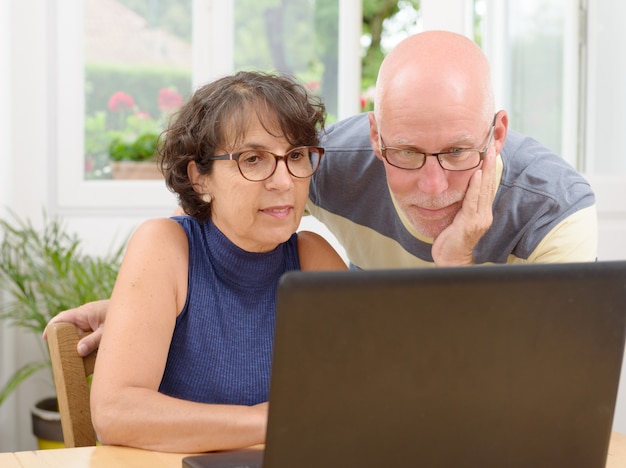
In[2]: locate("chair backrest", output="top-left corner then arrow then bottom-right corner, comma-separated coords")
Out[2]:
46,322 -> 97,447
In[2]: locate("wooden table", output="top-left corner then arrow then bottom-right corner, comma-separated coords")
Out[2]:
0,445 -> 189,467
2,432 -> 626,467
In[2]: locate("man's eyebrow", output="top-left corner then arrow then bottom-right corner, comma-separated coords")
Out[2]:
446,134 -> 476,147
391,133 -> 476,151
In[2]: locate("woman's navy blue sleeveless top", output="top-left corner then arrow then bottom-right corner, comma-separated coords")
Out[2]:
158,216 -> 300,405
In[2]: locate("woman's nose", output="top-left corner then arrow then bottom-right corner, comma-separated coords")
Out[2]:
266,159 -> 294,190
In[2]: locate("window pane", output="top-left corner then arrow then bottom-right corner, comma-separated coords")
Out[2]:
84,0 -> 193,180
233,0 -> 339,121
586,1 -> 626,174
506,0 -> 565,155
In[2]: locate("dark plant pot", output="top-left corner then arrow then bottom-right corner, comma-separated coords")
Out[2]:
31,397 -> 64,449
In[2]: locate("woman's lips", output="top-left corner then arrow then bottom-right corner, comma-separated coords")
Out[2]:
261,205 -> 293,219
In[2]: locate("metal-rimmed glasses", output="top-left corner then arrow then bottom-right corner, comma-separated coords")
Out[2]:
378,114 -> 497,172
206,146 -> 324,182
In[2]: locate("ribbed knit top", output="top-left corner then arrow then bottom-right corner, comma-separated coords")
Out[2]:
158,216 -> 300,405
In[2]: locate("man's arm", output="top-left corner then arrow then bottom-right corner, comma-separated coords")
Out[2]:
525,205 -> 598,263
43,299 -> 109,356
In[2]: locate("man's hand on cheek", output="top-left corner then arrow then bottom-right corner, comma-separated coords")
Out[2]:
431,146 -> 497,266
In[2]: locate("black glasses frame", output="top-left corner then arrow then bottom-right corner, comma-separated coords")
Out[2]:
378,113 -> 498,172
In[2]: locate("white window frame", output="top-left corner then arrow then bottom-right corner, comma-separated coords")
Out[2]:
54,0 -> 361,212
54,0 -> 186,212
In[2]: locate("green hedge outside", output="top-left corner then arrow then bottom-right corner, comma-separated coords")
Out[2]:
85,64 -> 192,120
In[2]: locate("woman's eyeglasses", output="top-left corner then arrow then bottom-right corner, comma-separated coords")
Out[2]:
207,146 -> 324,182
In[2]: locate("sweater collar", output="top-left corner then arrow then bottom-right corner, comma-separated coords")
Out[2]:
204,220 -> 288,290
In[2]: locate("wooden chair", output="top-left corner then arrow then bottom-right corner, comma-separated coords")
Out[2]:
46,322 -> 97,447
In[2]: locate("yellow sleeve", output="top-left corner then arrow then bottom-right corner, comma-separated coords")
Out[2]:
525,205 -> 598,263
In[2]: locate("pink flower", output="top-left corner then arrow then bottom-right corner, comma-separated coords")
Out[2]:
108,91 -> 135,112
84,158 -> 94,173
360,95 -> 368,111
305,81 -> 321,93
134,111 -> 153,120
158,88 -> 183,111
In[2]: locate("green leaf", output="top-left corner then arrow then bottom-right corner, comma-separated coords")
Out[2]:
0,361 -> 50,407
0,210 -> 126,408
108,136 -> 137,161
132,132 -> 159,160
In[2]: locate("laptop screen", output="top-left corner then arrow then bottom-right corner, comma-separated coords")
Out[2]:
263,261 -> 626,468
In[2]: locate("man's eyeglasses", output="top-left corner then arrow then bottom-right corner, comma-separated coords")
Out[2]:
207,146 -> 324,182
378,114 -> 497,172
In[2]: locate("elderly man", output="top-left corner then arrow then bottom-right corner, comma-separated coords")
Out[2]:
309,30 -> 596,269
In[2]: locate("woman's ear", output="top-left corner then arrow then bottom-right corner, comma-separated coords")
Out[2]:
188,160 -> 211,195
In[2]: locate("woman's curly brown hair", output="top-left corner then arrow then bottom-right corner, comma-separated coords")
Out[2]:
157,71 -> 326,222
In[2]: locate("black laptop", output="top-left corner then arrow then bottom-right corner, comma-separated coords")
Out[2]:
183,261 -> 626,468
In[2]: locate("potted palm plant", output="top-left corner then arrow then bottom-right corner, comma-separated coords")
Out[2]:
0,211 -> 125,448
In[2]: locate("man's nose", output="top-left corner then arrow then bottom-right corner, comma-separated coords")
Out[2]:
415,156 -> 449,194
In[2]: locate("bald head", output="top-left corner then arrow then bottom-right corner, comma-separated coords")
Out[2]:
375,31 -> 494,125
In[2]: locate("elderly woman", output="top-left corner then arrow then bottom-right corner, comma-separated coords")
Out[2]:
86,71 -> 346,453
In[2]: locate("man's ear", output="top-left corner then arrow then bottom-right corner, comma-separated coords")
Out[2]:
493,110 -> 509,155
368,112 -> 384,162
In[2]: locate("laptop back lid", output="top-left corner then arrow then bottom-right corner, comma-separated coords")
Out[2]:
264,261 -> 626,468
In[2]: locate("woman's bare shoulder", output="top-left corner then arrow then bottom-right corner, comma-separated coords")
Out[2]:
297,231 -> 347,271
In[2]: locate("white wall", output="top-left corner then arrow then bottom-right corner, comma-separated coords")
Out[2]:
0,0 -> 54,452
0,0 -> 17,451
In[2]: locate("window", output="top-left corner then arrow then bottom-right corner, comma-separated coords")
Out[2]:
477,0 -> 578,165
83,0 -> 192,181
233,0 -> 341,121
55,0 -> 360,210
477,0 -> 626,176
583,0 -> 626,174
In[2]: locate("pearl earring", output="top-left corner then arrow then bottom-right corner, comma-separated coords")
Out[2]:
202,194 -> 212,203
